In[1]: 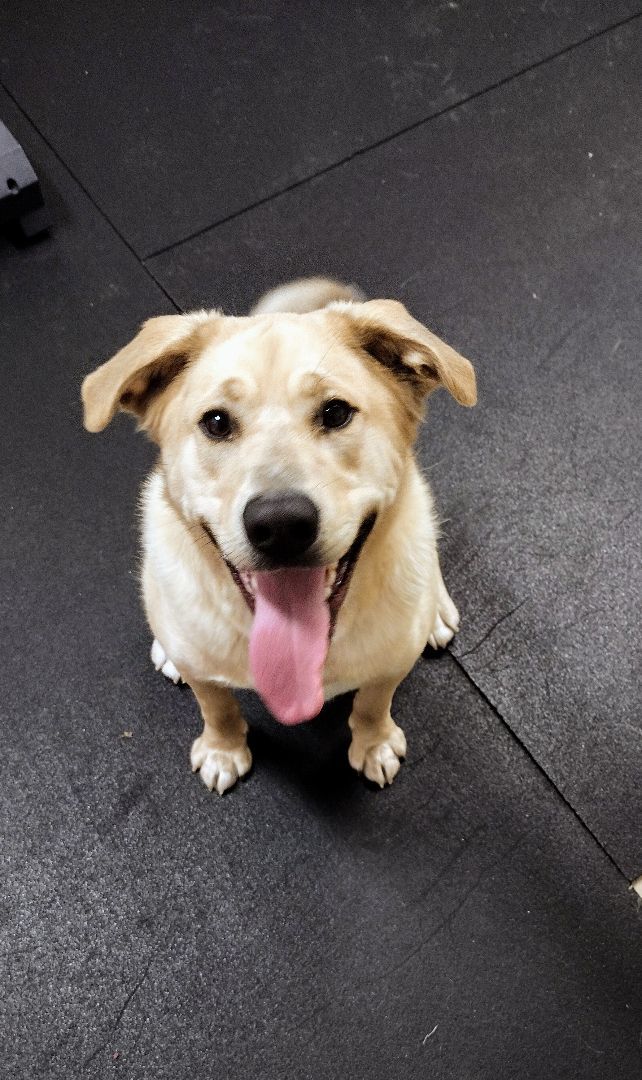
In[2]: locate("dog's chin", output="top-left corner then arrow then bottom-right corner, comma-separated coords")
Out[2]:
211,513 -> 377,629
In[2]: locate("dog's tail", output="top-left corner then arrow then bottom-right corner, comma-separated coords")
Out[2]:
250,276 -> 365,316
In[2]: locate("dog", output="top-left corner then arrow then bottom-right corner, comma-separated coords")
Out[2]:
82,278 -> 476,794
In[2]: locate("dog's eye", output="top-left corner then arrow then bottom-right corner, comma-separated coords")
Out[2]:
320,398 -> 355,430
200,409 -> 234,440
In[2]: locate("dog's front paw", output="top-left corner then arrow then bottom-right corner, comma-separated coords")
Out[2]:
190,735 -> 252,795
348,723 -> 407,788
427,590 -> 460,650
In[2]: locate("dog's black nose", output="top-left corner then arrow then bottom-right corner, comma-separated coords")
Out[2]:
243,490 -> 320,563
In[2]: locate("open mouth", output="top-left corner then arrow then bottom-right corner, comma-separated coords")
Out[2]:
226,511 -> 377,628
203,512 -> 376,727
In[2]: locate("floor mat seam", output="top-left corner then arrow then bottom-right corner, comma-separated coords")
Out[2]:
141,11 -> 642,262
448,649 -> 632,885
0,77 -> 182,312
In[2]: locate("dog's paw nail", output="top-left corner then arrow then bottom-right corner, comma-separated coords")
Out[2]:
215,769 -> 235,795
190,737 -> 252,795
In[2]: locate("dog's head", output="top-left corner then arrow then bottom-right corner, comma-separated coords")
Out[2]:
83,298 -> 475,722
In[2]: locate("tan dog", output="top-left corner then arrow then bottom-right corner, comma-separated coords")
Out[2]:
82,278 -> 476,794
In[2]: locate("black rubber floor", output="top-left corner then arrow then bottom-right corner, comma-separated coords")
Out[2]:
1,6 -> 641,1079
0,1 -> 639,256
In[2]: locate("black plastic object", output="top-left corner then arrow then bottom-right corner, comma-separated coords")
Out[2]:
0,120 -> 48,236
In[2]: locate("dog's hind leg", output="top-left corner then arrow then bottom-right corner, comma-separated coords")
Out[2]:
426,560 -> 460,650
150,638 -> 183,684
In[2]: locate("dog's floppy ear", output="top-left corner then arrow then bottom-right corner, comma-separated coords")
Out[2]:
343,299 -> 476,407
82,312 -> 215,434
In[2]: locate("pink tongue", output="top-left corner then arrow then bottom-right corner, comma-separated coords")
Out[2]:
249,567 -> 329,725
